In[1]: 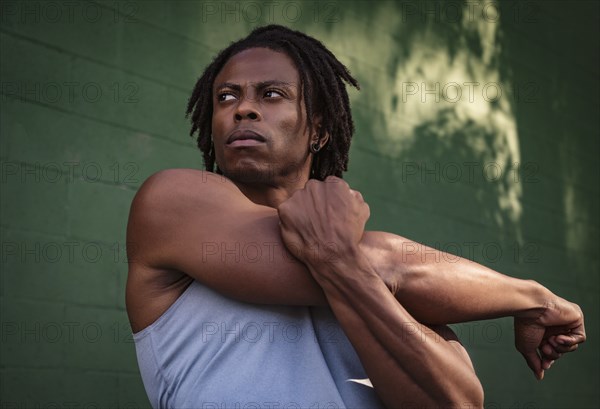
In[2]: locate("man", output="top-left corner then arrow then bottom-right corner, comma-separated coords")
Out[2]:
126,25 -> 585,408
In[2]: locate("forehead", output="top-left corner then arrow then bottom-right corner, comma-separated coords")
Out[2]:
214,47 -> 300,88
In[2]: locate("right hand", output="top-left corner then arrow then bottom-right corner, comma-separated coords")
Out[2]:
514,295 -> 586,380
277,176 -> 370,269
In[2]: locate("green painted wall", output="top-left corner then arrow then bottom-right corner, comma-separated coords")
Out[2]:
1,0 -> 597,407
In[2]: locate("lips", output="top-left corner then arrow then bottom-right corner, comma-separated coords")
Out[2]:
226,129 -> 266,145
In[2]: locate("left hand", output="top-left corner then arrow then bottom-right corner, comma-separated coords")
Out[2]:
277,176 -> 370,268
514,296 -> 586,380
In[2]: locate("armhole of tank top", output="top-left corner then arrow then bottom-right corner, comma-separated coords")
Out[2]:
132,279 -> 197,340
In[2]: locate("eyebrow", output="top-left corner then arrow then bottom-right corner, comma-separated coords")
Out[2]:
214,80 -> 296,93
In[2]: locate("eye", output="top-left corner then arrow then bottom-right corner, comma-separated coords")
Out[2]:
218,93 -> 236,102
264,89 -> 283,98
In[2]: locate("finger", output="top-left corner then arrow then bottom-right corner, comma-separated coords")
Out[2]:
350,189 -> 364,201
544,337 -> 560,351
541,358 -> 555,371
549,335 -> 580,353
540,343 -> 562,360
556,331 -> 586,346
521,350 -> 544,380
324,175 -> 344,186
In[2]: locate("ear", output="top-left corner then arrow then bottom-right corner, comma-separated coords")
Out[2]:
311,115 -> 330,150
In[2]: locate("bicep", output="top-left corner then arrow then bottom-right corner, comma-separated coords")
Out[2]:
128,170 -> 326,306
171,205 -> 326,305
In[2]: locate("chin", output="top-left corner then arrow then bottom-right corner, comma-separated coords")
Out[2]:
221,162 -> 278,185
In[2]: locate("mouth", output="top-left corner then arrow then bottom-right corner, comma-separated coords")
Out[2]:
226,129 -> 266,147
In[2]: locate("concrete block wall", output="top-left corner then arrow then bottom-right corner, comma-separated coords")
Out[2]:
1,1 -> 597,407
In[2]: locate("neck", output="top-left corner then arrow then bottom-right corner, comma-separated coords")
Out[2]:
221,155 -> 314,208
233,176 -> 309,208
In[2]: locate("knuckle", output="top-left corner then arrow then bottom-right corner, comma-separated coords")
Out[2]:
278,203 -> 291,218
305,179 -> 320,190
327,176 -> 348,189
279,199 -> 290,209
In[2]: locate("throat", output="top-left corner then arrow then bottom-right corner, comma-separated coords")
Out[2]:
233,181 -> 301,208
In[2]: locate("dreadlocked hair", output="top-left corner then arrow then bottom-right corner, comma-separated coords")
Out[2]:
185,24 -> 360,180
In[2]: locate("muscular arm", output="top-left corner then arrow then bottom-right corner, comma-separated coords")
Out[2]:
278,178 -> 484,407
126,169 -> 327,331
129,169 -> 541,310
308,249 -> 484,407
357,234 -> 584,381
363,231 -> 550,323
127,169 -> 584,379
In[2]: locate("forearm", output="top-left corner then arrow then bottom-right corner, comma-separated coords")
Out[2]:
310,249 -> 484,408
361,231 -> 553,325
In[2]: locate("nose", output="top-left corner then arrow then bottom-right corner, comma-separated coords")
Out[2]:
234,96 -> 261,122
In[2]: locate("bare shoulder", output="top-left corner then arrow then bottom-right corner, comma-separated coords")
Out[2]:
132,168 -> 240,209
126,168 -> 260,272
125,169 -> 245,332
127,169 -> 249,241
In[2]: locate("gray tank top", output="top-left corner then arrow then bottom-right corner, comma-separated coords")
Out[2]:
133,280 -> 383,408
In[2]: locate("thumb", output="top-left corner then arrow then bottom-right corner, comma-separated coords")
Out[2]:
521,350 -> 544,380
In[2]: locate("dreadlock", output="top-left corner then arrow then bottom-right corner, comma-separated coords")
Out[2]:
185,24 -> 360,180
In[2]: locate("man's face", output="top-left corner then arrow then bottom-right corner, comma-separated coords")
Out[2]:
211,47 -> 314,186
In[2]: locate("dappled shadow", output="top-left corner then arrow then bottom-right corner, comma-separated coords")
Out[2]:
404,106 -> 519,231
308,0 -> 524,237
